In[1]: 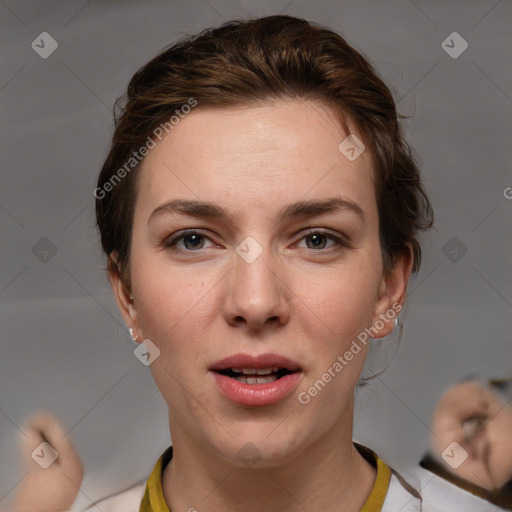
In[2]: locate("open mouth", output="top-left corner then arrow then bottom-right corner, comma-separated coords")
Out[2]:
215,367 -> 298,384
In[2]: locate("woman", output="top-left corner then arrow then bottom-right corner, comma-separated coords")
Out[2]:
91,13 -> 444,511
6,13 -> 441,512
94,13 -> 432,512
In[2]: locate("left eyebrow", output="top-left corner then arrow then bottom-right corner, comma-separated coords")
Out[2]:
278,197 -> 365,224
148,197 -> 366,225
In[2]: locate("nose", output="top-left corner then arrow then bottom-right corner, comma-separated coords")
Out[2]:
222,246 -> 290,332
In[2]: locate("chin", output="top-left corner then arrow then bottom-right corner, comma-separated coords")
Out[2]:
214,432 -> 305,469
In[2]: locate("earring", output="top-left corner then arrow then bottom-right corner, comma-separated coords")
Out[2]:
129,328 -> 138,342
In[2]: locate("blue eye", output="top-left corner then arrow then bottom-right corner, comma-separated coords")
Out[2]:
163,231 -> 213,251
162,229 -> 350,253
297,230 -> 349,250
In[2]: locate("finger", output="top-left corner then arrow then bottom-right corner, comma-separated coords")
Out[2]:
19,411 -> 83,481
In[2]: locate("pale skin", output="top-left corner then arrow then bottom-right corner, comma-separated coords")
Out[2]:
2,411 -> 83,512
109,99 -> 413,512
431,380 -> 512,491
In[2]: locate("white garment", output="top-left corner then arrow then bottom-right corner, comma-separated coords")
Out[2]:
415,466 -> 506,512
382,470 -> 422,511
81,482 -> 145,512
382,464 -> 507,512
76,466 -> 507,512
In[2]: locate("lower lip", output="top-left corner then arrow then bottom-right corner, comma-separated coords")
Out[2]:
211,371 -> 302,407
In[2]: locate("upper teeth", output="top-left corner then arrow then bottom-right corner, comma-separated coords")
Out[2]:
232,367 -> 280,375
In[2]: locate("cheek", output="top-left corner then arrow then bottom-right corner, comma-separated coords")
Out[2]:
295,274 -> 378,397
304,267 -> 379,335
489,412 -> 512,479
130,253 -> 198,346
132,253 -> 382,349
133,268 -> 213,411
132,264 -> 225,384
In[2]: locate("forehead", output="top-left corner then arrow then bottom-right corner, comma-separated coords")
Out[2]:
135,100 -> 377,223
439,381 -> 506,411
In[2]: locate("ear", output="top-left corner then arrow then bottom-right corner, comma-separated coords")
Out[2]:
371,244 -> 414,339
108,252 -> 142,342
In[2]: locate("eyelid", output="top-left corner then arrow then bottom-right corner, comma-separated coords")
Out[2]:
162,229 -> 216,249
161,228 -> 352,252
297,228 -> 352,248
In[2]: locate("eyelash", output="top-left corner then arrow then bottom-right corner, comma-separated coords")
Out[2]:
162,229 -> 351,253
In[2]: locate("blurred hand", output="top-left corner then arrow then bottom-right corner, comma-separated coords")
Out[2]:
7,411 -> 83,512
431,380 -> 512,491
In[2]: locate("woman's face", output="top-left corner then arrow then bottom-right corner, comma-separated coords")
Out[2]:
111,99 -> 410,467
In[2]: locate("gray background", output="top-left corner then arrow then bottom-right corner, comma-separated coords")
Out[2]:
1,0 -> 511,509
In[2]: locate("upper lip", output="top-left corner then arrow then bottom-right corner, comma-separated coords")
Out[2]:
209,353 -> 301,372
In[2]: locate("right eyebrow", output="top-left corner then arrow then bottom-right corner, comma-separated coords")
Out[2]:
147,197 -> 366,226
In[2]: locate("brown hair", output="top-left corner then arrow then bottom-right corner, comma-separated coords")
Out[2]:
95,14 -> 433,289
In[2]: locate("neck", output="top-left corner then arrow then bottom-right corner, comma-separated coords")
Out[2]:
162,412 -> 376,512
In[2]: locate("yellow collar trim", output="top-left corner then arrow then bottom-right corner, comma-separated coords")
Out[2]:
359,449 -> 392,512
139,446 -> 173,512
140,445 -> 392,512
